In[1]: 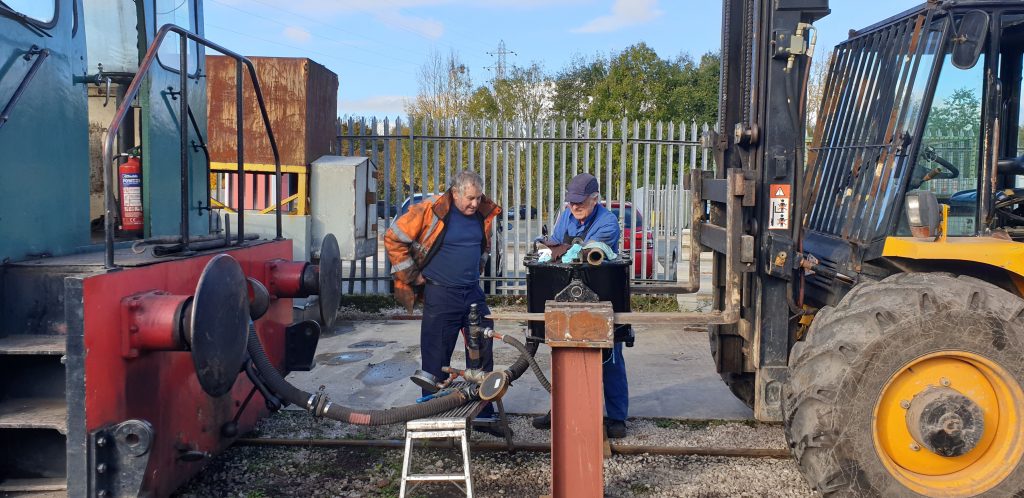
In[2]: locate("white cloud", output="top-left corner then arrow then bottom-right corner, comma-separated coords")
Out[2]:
571,0 -> 663,34
282,26 -> 312,43
341,95 -> 411,116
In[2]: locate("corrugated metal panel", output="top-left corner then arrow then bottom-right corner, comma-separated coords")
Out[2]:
206,55 -> 338,166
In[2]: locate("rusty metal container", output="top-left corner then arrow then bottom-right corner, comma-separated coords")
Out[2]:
206,56 -> 338,166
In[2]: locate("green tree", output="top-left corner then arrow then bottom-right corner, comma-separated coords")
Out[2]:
666,52 -> 719,127
927,87 -> 982,134
492,62 -> 551,123
587,42 -> 678,121
551,54 -> 606,119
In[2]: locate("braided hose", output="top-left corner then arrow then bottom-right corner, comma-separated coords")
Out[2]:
246,325 -> 468,425
496,333 -> 550,393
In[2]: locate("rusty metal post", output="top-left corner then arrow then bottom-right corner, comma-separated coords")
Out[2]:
544,301 -> 615,498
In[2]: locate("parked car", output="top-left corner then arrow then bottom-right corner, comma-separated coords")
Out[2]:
602,201 -> 656,278
396,193 -> 504,291
506,204 -> 538,220
376,200 -> 398,219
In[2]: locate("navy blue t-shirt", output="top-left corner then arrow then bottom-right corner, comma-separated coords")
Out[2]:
422,209 -> 483,287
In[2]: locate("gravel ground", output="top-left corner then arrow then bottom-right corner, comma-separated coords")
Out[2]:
174,411 -> 814,497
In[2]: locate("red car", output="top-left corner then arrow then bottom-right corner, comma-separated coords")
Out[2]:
602,201 -> 655,277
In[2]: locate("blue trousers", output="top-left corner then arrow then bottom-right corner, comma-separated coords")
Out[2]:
420,282 -> 495,417
603,342 -> 629,421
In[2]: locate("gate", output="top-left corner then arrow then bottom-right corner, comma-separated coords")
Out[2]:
338,117 -> 712,295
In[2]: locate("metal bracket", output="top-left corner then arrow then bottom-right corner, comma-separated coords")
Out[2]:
285,320 -> 321,372
88,419 -> 154,498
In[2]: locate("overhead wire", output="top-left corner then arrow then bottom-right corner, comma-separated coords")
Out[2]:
206,0 -> 421,66
203,22 -> 415,76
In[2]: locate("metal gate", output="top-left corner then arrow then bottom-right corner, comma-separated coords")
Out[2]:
337,117 -> 712,295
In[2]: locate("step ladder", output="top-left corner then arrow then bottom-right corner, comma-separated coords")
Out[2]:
399,386 -> 512,498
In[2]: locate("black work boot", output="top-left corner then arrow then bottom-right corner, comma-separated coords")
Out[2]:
605,419 -> 627,439
531,410 -> 551,430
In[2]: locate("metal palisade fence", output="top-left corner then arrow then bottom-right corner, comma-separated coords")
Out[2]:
337,117 -> 713,295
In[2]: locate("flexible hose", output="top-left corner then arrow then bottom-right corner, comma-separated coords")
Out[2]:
245,325 -> 469,425
499,334 -> 550,393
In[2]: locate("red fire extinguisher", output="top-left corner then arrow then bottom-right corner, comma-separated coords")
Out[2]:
119,149 -> 144,234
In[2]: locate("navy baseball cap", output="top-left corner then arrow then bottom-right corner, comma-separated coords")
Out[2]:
566,173 -> 599,203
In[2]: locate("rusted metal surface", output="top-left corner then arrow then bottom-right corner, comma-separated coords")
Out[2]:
543,302 -> 614,348
206,56 -> 338,166
551,347 -> 605,498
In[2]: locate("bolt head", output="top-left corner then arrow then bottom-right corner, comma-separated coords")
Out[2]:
97,463 -> 107,473
900,400 -> 910,409
940,377 -> 951,387
910,443 -> 921,451
96,436 -> 107,447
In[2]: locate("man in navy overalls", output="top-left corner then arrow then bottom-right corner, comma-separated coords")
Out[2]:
533,173 -> 630,438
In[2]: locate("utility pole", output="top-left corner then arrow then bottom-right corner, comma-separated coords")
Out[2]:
486,40 -> 516,82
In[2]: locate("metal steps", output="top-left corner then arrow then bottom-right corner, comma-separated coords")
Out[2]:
0,398 -> 67,434
0,334 -> 66,355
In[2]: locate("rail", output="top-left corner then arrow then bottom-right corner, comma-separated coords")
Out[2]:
0,45 -> 49,132
102,24 -> 282,268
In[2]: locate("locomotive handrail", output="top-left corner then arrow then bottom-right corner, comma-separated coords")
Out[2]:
102,24 -> 282,268
0,46 -> 49,132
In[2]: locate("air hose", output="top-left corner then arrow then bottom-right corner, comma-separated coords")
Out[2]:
489,330 -> 550,393
246,325 -> 469,425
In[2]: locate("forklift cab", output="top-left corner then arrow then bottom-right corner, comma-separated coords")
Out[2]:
898,6 -> 1024,240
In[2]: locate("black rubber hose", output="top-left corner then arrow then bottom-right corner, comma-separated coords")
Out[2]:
500,335 -> 550,393
246,325 -> 469,425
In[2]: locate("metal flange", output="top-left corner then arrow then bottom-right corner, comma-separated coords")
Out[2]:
187,254 -> 250,397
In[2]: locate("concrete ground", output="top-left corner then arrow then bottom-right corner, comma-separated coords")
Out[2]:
286,318 -> 753,421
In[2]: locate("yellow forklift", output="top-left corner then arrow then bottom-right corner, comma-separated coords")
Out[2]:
705,0 -> 1024,494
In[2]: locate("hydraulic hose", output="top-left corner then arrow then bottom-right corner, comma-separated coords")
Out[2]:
491,331 -> 550,393
245,325 -> 469,425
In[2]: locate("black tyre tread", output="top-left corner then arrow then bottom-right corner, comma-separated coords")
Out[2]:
783,272 -> 1024,496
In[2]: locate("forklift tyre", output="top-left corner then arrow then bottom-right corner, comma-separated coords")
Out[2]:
783,273 -> 1024,496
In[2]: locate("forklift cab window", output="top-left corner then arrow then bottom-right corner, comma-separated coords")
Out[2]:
1,1 -> 56,24
901,29 -> 985,237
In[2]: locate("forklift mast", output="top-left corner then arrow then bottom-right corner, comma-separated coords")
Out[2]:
709,0 -> 830,420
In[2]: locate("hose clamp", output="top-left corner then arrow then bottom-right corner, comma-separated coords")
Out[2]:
312,385 -> 330,418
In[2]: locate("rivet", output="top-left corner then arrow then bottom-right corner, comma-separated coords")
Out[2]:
910,443 -> 920,451
96,463 -> 107,473
900,400 -> 910,409
96,437 -> 107,447
98,491 -> 108,497
940,377 -> 950,387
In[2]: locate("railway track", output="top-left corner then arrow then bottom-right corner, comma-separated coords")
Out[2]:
234,437 -> 791,459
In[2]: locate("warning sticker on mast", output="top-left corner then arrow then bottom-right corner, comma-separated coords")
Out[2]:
769,184 -> 790,230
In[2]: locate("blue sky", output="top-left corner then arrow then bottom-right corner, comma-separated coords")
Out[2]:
204,0 -> 924,118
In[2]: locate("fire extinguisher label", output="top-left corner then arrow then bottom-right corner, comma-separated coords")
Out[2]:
121,171 -> 144,229
122,173 -> 141,187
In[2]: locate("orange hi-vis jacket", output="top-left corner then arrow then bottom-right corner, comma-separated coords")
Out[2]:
384,189 -> 502,311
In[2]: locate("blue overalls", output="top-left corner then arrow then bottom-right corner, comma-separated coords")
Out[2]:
420,209 -> 496,417
550,205 -> 629,422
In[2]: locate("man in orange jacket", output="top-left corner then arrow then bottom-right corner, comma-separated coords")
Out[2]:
384,170 -> 506,434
